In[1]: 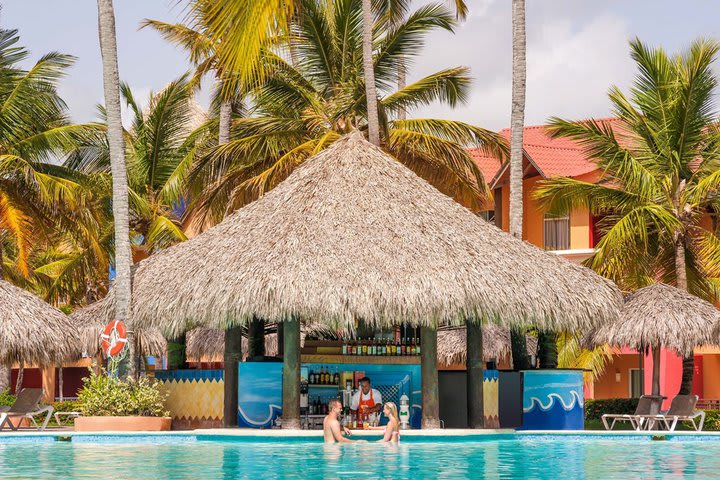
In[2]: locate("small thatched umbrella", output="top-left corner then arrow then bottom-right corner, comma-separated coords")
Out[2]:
94,132 -> 621,428
0,280 -> 81,391
437,325 -> 538,367
70,300 -> 167,358
590,283 -> 720,396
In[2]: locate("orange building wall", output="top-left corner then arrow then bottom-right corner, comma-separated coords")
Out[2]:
703,354 -> 720,399
592,354 -> 641,399
498,176 -> 591,250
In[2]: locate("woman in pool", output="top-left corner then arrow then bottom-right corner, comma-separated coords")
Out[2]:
364,402 -> 400,442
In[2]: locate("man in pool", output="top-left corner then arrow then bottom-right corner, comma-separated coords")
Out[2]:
323,399 -> 361,443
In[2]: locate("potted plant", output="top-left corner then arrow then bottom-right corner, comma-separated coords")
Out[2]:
74,370 -> 171,431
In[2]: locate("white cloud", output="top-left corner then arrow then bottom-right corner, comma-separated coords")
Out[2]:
409,4 -> 634,130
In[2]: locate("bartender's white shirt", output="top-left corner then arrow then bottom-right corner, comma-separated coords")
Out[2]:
350,388 -> 382,410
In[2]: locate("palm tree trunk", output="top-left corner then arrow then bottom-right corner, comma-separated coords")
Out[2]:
248,318 -> 265,359
510,329 -> 531,371
97,0 -> 135,378
397,59 -> 406,121
675,237 -> 694,395
537,331 -> 558,368
361,0 -> 380,146
509,0 -> 528,373
58,367 -> 64,402
509,0 -> 525,240
15,365 -> 23,394
218,98 -> 232,145
651,346 -> 661,396
0,238 -> 9,393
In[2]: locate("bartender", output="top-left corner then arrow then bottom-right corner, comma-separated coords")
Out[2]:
351,377 -> 382,415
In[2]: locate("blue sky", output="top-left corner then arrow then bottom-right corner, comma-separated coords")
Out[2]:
4,0 -> 719,130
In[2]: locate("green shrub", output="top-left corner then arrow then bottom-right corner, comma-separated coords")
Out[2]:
0,388 -> 15,407
585,398 -> 640,420
77,370 -> 168,417
702,410 -> 720,431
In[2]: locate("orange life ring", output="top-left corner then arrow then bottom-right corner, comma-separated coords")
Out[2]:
101,320 -> 127,357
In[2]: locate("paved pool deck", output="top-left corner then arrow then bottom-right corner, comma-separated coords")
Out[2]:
1,428 -> 720,439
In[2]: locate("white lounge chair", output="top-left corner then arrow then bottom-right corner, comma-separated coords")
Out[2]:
601,395 -> 663,430
633,394 -> 705,431
0,388 -> 54,431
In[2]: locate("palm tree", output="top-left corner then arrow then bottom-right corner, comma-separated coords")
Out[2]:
140,15 -> 242,147
96,0 -> 135,377
535,38 -> 720,395
184,0 -> 506,232
66,76 -> 210,255
508,0 -> 532,371
0,25 -> 97,390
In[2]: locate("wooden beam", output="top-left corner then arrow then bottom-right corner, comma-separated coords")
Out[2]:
466,321 -> 484,428
223,325 -> 242,427
282,318 -> 301,429
421,326 -> 440,429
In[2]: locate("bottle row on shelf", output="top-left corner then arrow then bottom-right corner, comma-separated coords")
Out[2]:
307,366 -> 340,386
341,336 -> 420,356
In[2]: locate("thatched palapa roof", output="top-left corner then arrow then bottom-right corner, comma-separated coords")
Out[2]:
186,328 -> 278,361
589,283 -> 720,356
437,325 -> 538,366
71,300 -> 167,357
0,279 -> 81,365
98,132 -> 621,335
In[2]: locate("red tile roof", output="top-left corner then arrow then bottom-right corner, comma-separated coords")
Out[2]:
469,148 -> 504,183
472,118 -> 625,185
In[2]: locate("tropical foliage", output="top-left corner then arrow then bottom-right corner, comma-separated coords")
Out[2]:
66,76 -> 212,254
77,369 -> 168,417
535,38 -> 720,392
183,0 -> 506,231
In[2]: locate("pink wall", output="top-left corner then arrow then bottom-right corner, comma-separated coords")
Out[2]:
595,348 -> 704,409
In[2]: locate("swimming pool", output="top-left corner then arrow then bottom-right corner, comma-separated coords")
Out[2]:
1,432 -> 718,479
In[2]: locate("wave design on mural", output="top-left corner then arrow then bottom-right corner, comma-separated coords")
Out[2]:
523,391 -> 583,413
238,403 -> 282,428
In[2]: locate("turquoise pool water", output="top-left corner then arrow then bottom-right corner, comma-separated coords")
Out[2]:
1,434 -> 719,479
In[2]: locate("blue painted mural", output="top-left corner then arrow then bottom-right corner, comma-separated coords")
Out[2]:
238,363 -> 283,428
521,370 -> 584,430
237,362 -> 422,429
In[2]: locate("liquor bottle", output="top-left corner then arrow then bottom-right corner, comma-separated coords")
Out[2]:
411,337 -> 417,355
362,338 -> 368,356
396,338 -> 401,356
416,336 -> 421,356
370,336 -> 376,356
309,397 -> 315,415
342,340 -> 348,356
401,337 -> 406,356
334,371 -> 340,385
323,367 -> 329,384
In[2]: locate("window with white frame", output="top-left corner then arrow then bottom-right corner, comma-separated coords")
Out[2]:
543,213 -> 570,250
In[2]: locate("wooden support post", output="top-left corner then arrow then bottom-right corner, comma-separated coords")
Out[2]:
421,326 -> 440,429
467,321 -> 484,428
223,325 -> 243,427
282,318 -> 301,429
41,366 -> 56,404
